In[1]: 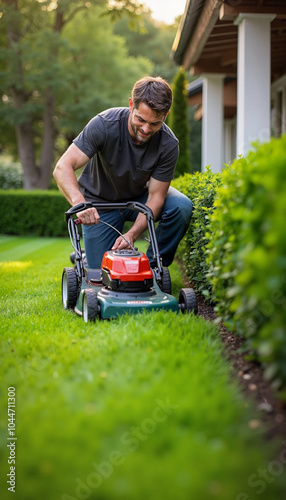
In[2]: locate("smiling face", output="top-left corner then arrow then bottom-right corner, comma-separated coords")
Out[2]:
128,99 -> 168,145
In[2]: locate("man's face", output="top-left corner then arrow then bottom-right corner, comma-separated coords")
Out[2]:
128,99 -> 167,145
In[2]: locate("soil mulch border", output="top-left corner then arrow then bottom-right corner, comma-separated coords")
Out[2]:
196,292 -> 286,441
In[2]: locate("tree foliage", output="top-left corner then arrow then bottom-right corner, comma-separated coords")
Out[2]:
113,11 -> 178,82
57,7 -> 152,144
0,0 -> 149,189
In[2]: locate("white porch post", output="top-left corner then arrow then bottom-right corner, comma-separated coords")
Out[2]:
235,13 -> 275,156
202,74 -> 224,173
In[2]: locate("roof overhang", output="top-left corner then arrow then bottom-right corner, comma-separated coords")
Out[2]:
172,0 -> 286,81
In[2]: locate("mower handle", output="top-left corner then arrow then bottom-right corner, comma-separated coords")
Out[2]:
65,200 -> 163,282
65,201 -> 154,223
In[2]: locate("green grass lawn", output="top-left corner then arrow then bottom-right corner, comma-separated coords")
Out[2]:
1,235 -> 286,500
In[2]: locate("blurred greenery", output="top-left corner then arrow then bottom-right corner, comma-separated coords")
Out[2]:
168,68 -> 191,177
0,156 -> 23,190
113,10 -> 178,83
0,235 -> 286,499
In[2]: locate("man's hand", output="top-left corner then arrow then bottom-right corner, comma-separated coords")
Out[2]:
112,178 -> 170,251
112,232 -> 135,251
76,207 -> 100,225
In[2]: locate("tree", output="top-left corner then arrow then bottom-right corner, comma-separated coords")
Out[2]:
168,67 -> 191,178
0,0 -> 146,189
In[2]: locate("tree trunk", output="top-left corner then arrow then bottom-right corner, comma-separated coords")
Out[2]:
37,7 -> 65,189
5,0 -> 40,189
15,121 -> 39,190
10,83 -> 39,189
38,87 -> 56,189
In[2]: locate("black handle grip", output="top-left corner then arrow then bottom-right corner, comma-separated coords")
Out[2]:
65,201 -> 154,223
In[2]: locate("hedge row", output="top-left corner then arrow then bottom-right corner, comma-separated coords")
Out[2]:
206,136 -> 286,391
172,167 -> 222,295
173,134 -> 286,392
0,190 -> 70,236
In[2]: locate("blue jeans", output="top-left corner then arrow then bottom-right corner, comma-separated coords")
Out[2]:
82,187 -> 193,269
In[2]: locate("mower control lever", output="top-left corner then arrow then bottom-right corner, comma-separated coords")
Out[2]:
74,218 -> 138,254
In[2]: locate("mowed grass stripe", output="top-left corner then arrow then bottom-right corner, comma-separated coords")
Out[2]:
0,235 -> 64,262
0,235 -> 19,244
0,237 -> 71,317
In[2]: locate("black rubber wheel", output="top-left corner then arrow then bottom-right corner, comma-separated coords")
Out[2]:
160,266 -> 172,294
69,252 -> 76,265
82,289 -> 99,323
70,249 -> 86,266
179,288 -> 198,315
62,267 -> 78,310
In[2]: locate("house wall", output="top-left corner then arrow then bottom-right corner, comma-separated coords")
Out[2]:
188,72 -> 286,172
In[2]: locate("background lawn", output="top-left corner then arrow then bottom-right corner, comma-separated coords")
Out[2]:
0,235 -> 286,500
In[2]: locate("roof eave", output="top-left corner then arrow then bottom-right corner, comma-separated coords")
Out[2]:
171,0 -> 205,66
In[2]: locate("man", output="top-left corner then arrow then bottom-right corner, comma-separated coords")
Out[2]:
53,76 -> 193,269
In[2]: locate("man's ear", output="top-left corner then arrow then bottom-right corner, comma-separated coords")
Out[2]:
129,98 -> 133,112
164,110 -> 170,120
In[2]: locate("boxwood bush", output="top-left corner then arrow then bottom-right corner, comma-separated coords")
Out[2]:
0,190 -> 70,236
0,157 -> 23,189
206,135 -> 286,390
172,167 -> 222,295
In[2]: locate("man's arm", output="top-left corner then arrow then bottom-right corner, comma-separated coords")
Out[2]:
53,143 -> 100,225
112,177 -> 170,250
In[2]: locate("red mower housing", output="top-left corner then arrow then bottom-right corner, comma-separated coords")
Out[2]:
101,249 -> 154,292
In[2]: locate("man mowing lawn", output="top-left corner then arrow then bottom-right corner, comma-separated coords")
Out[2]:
53,76 -> 193,269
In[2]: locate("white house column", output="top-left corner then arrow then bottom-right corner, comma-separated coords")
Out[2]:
202,74 -> 224,173
235,13 -> 276,156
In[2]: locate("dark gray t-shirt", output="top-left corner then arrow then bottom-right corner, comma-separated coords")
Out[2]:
73,107 -> 179,203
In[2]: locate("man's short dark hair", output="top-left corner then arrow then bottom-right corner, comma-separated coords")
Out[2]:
132,76 -> 173,116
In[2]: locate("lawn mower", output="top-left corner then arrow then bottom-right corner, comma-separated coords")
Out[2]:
62,201 -> 198,322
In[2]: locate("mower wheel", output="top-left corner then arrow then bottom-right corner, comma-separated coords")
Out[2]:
62,267 -> 78,310
82,289 -> 99,323
179,288 -> 198,315
160,266 -> 172,294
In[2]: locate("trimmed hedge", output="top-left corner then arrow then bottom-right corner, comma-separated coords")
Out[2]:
206,135 -> 286,390
173,135 -> 286,392
172,167 -> 222,295
0,190 -> 70,236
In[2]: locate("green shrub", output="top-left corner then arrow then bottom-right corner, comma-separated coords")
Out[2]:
0,190 -> 70,236
206,135 -> 286,389
169,68 -> 190,177
0,156 -> 23,189
172,167 -> 222,295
